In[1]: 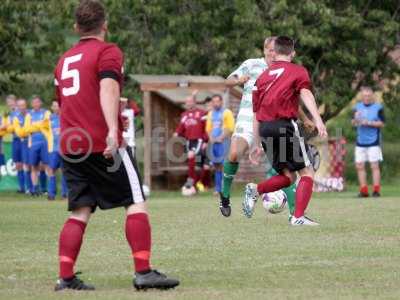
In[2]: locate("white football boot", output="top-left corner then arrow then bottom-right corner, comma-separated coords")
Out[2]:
242,183 -> 259,218
290,216 -> 320,226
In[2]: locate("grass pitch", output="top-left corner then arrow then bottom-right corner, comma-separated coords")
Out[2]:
0,185 -> 399,300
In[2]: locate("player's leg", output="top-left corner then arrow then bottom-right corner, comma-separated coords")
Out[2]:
368,146 -> 383,197
370,161 -> 381,197
212,142 -> 225,194
29,144 -> 41,195
47,167 -> 56,200
47,152 -> 60,200
355,147 -> 369,197
197,151 -> 210,191
184,140 -> 198,187
61,175 -> 68,199
265,167 -> 296,216
290,166 -> 319,226
22,141 -> 33,194
222,136 -> 248,198
56,206 -> 95,291
55,156 -> 96,291
39,143 -> 49,193
12,139 -> 25,193
284,119 -> 319,226
107,148 -> 178,290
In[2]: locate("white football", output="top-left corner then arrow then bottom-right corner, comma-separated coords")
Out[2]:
181,185 -> 196,197
262,190 -> 287,214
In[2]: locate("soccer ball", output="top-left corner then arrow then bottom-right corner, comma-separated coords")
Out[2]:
181,185 -> 196,197
262,190 -> 287,214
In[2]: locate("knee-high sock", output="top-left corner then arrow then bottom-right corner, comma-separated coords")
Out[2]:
214,170 -> 223,193
257,175 -> 291,194
25,170 -> 33,193
294,176 -> 314,218
199,168 -> 210,185
48,175 -> 57,198
40,170 -> 47,192
222,161 -> 239,198
61,175 -> 68,197
125,213 -> 151,273
266,168 -> 296,215
58,218 -> 86,279
188,157 -> 197,182
17,170 -> 25,192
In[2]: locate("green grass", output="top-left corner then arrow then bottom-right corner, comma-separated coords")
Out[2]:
1,186 -> 400,300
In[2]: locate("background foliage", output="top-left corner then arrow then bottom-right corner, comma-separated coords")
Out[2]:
0,0 -> 399,180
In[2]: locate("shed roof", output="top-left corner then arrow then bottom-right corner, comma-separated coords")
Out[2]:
131,74 -> 242,105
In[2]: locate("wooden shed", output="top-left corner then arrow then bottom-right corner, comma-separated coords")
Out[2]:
131,74 -> 265,189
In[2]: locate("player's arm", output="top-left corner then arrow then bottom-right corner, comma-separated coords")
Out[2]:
221,109 -> 235,140
298,106 -> 315,132
40,111 -> 52,140
13,117 -> 27,138
361,107 -> 385,128
6,116 -> 14,134
100,78 -> 120,157
98,45 -> 124,157
174,113 -> 186,138
225,61 -> 250,87
299,89 -> 327,138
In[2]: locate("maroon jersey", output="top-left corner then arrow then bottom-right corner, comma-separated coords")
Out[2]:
253,61 -> 311,121
54,38 -> 124,154
175,108 -> 207,140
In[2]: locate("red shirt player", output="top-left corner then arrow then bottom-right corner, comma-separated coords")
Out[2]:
53,0 -> 178,292
244,36 -> 327,226
174,91 -> 209,189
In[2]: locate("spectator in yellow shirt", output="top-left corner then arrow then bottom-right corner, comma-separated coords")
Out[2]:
205,94 -> 235,195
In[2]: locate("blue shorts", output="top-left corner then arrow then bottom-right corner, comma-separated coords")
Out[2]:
48,151 -> 62,170
0,154 -> 5,166
209,142 -> 226,164
21,140 -> 30,165
12,137 -> 23,163
29,141 -> 49,166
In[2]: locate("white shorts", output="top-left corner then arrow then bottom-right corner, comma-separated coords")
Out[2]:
355,146 -> 383,163
232,108 -> 254,147
232,124 -> 254,147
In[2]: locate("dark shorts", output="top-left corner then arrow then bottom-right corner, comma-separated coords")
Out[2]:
62,147 -> 146,213
185,139 -> 203,155
259,119 -> 311,173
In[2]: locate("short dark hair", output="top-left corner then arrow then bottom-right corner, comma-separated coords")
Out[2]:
211,94 -> 223,102
204,96 -> 212,103
274,36 -> 295,55
75,0 -> 106,35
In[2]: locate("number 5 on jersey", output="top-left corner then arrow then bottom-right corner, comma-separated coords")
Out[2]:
61,54 -> 83,96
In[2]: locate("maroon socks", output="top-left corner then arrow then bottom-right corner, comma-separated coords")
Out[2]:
58,218 -> 87,279
257,174 -> 291,194
294,176 -> 314,218
125,213 -> 152,273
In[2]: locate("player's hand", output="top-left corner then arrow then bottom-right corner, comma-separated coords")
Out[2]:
315,119 -> 328,138
249,146 -> 263,165
173,132 -> 178,138
303,119 -> 316,133
122,115 -> 129,131
215,136 -> 224,143
238,75 -> 250,85
103,130 -> 119,159
201,142 -> 208,151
